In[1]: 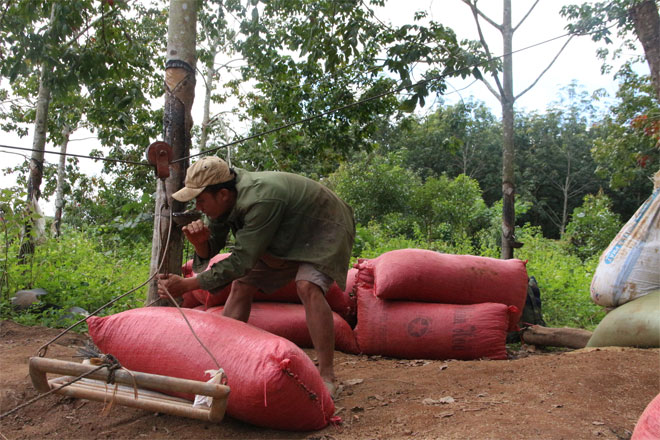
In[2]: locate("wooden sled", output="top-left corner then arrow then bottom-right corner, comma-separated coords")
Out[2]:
29,357 -> 230,423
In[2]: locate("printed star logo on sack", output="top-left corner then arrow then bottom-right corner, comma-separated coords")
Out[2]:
407,317 -> 431,337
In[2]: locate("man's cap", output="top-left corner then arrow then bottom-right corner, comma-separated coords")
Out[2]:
172,156 -> 233,202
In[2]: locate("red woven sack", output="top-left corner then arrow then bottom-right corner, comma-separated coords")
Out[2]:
180,291 -> 201,308
87,308 -> 335,431
183,253 -> 232,307
632,392 -> 660,440
201,303 -> 359,354
355,249 -> 527,330
183,256 -> 357,325
326,268 -> 358,328
354,286 -> 513,360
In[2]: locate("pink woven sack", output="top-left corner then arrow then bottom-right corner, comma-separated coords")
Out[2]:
87,307 -> 335,431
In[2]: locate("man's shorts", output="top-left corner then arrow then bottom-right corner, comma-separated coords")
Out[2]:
236,254 -> 334,295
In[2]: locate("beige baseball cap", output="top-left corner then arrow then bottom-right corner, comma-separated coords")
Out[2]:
172,156 -> 233,202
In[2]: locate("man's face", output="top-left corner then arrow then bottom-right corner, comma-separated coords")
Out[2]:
194,190 -> 231,219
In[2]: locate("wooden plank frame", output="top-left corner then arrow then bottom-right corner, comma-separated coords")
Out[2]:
29,357 -> 230,423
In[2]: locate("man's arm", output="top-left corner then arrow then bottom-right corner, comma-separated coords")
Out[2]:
157,219 -> 226,299
157,273 -> 201,299
195,201 -> 285,291
182,219 -> 210,259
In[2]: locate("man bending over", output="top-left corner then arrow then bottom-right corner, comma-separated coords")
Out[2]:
157,156 -> 355,395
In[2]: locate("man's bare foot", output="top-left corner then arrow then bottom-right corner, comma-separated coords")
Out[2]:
323,380 -> 337,399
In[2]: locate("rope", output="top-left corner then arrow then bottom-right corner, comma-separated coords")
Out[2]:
0,364 -> 107,420
1,25 -> 617,168
0,144 -> 150,167
158,288 -> 222,371
35,201 -> 174,358
149,180 -> 222,371
0,349 -> 134,420
172,28 -> 585,164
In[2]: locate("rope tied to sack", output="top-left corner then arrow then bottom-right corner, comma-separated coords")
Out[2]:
76,344 -> 129,386
279,359 -> 318,402
279,359 -> 340,426
76,343 -> 140,415
0,347 -> 135,420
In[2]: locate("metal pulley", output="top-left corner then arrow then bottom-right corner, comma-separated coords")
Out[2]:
146,141 -> 173,179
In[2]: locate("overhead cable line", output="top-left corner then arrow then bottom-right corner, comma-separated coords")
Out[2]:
173,28 -> 579,163
1,25 -> 607,168
0,144 -> 150,167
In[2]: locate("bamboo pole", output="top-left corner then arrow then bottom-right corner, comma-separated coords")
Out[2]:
29,357 -> 229,423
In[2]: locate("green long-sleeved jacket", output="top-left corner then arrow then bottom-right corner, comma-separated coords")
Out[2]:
193,168 -> 355,292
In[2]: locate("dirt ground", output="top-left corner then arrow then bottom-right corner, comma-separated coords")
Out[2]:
1,320 -> 658,440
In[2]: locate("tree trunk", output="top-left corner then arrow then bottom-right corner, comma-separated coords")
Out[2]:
629,0 -> 660,102
18,62 -> 52,262
53,125 -> 71,237
560,156 -> 571,237
147,0 -> 198,304
521,325 -> 592,349
500,0 -> 516,260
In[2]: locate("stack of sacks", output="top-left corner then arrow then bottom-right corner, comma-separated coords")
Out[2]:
200,303 -> 359,354
88,308 -> 336,431
180,254 -> 358,353
353,249 -> 529,360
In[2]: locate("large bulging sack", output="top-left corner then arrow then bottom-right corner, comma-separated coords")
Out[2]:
355,249 -> 527,330
632,392 -> 660,440
87,308 -> 335,431
182,255 -> 358,325
591,171 -> 660,307
354,286 -> 513,360
200,303 -> 359,354
586,290 -> 660,348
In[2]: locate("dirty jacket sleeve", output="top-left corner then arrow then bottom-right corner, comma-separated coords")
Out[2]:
193,200 -> 286,292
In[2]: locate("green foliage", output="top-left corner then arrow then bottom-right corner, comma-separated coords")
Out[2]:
476,198 -> 532,257
63,176 -> 156,244
351,222 -> 430,264
515,84 -> 604,238
564,192 -> 622,261
329,151 -> 489,248
328,152 -> 420,225
0,0 -> 166,237
1,226 -> 151,328
590,68 -> 659,191
381,100 -> 503,204
410,174 -> 488,242
561,0 -> 644,75
0,187 -> 30,300
227,0 -> 492,175
516,225 -> 605,329
0,185 -> 151,328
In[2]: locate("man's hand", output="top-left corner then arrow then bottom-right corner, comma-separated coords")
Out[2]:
182,219 -> 210,258
157,274 -> 199,299
182,219 -> 210,246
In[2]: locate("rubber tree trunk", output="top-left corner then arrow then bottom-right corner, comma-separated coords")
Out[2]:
629,0 -> 660,102
500,0 -> 516,260
53,125 -> 71,237
147,0 -> 198,304
18,62 -> 52,263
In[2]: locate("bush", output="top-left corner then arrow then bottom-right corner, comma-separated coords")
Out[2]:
516,225 -> 604,329
328,152 -> 419,225
1,226 -> 151,328
564,192 -> 622,261
411,174 -> 489,243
